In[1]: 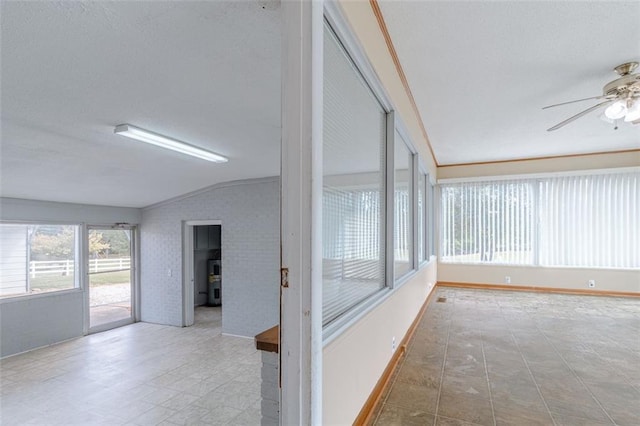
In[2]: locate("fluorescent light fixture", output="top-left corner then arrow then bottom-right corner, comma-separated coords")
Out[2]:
114,124 -> 228,163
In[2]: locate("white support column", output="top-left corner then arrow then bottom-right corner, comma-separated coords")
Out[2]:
280,1 -> 323,425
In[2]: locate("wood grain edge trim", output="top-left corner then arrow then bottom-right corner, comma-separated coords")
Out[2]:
353,287 -> 436,426
368,0 -> 439,166
436,282 -> 640,298
255,325 -> 279,353
437,148 -> 640,168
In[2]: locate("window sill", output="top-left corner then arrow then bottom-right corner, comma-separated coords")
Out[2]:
438,261 -> 639,271
323,257 -> 435,346
0,288 -> 82,304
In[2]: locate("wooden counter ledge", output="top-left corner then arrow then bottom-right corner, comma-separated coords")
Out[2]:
255,325 -> 279,353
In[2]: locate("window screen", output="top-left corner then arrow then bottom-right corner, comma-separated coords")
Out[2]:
322,22 -> 386,326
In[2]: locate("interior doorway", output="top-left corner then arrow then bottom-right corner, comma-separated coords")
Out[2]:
183,220 -> 222,327
87,225 -> 136,333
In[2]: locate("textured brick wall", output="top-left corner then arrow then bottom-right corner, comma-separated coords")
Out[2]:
140,178 -> 279,337
261,351 -> 279,425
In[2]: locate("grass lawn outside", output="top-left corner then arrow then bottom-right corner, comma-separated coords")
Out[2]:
31,270 -> 131,292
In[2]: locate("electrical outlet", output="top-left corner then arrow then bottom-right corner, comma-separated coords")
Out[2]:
588,279 -> 595,288
392,336 -> 396,352
167,268 -> 172,277
505,276 -> 511,284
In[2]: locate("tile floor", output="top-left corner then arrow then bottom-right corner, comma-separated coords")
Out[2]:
0,307 -> 261,425
373,287 -> 640,426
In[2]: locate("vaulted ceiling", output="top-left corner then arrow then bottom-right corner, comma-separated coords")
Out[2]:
1,1 -> 638,209
1,1 -> 281,207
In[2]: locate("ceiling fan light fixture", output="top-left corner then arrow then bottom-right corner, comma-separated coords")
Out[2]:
624,100 -> 640,122
604,100 -> 627,120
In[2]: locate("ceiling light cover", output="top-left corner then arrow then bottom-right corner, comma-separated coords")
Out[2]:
623,100 -> 640,122
604,100 -> 627,120
114,124 -> 228,163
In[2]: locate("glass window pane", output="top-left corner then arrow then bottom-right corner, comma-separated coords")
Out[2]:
1,224 -> 78,297
322,23 -> 386,326
394,134 -> 412,278
440,181 -> 535,265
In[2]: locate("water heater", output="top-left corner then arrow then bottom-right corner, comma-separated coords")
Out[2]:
207,259 -> 221,306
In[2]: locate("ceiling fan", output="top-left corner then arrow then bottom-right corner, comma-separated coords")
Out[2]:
544,61 -> 640,131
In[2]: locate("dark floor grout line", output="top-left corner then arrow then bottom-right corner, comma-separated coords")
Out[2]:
495,298 -> 558,426
432,288 -> 455,426
534,323 -> 618,425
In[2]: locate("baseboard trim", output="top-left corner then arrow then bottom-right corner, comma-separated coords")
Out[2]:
353,286 -> 436,426
436,281 -> 640,298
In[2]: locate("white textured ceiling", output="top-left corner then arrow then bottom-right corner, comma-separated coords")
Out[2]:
3,2 -> 639,209
1,1 -> 280,207
378,1 -> 640,165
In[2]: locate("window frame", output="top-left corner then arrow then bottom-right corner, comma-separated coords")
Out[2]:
0,220 -> 83,301
322,4 -> 434,342
390,126 -> 416,284
417,167 -> 429,265
321,18 -> 390,328
438,168 -> 640,269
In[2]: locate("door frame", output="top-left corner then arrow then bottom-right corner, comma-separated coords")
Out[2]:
85,224 -> 138,334
182,219 -> 222,327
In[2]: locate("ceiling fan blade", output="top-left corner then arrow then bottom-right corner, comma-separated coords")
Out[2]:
547,100 -> 614,131
542,95 -> 614,110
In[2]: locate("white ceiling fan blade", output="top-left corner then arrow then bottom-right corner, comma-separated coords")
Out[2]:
542,95 -> 615,110
547,100 -> 614,131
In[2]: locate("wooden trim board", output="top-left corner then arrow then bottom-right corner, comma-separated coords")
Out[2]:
353,287 -> 437,426
436,281 -> 640,298
368,0 -> 438,165
437,148 -> 640,168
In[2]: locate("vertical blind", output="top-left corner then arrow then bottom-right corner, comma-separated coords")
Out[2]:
539,172 -> 639,268
440,171 -> 639,269
440,180 -> 535,264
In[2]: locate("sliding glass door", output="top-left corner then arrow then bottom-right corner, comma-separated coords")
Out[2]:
88,226 -> 135,332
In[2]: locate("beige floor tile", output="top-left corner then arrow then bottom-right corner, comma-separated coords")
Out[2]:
436,393 -> 494,425
0,307 -> 261,426
374,288 -> 639,426
374,402 -> 435,426
384,382 -> 439,414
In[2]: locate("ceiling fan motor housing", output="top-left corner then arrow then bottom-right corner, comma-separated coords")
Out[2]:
602,74 -> 640,97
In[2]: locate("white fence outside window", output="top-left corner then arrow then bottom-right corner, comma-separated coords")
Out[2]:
29,257 -> 131,277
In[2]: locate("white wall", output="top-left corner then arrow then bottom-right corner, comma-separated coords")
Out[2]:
0,197 -> 141,357
438,263 -> 640,293
437,152 -> 640,293
0,197 -> 142,224
140,178 -> 280,337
